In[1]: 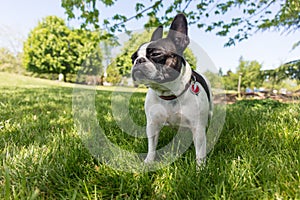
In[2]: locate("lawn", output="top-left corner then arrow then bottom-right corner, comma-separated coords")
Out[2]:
0,72 -> 299,199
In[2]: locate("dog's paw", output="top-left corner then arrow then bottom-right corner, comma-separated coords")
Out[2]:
196,158 -> 206,171
144,152 -> 156,164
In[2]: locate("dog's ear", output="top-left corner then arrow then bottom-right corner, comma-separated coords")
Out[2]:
150,25 -> 163,41
167,14 -> 190,54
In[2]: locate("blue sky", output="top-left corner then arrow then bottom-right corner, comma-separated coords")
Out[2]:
1,0 -> 299,73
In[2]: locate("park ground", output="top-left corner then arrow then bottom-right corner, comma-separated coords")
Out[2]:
0,72 -> 299,199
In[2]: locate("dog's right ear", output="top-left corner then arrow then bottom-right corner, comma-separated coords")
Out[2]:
150,25 -> 163,41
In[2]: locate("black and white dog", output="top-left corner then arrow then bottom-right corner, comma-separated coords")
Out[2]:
131,14 -> 213,166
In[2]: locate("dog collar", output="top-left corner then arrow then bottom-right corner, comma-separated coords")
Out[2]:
159,70 -> 211,102
159,82 -> 190,100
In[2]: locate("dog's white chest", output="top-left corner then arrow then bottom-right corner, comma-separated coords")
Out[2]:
165,111 -> 183,125
145,88 -> 209,129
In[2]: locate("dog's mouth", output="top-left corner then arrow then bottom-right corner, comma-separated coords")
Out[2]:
132,68 -> 146,81
132,68 -> 180,85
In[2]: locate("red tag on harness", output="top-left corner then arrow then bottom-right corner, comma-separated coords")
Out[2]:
190,82 -> 201,95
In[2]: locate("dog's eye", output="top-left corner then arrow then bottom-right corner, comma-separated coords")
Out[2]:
150,52 -> 163,58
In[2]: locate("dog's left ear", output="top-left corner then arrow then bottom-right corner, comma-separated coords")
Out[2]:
151,25 -> 163,41
167,14 -> 190,54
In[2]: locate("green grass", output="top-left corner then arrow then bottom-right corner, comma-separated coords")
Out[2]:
0,72 -> 299,199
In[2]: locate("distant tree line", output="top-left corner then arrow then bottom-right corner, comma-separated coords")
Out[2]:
219,57 -> 300,92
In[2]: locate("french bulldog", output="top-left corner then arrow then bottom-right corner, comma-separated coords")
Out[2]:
131,14 -> 213,166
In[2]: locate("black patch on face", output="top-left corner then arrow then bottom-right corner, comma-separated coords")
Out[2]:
145,39 -> 184,82
131,51 -> 138,64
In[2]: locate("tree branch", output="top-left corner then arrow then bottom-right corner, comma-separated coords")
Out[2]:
182,0 -> 192,13
111,0 -> 162,28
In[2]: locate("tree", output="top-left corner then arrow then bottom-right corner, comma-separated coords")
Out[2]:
71,29 -> 103,76
279,59 -> 300,82
105,62 -> 122,84
0,25 -> 25,55
23,16 -> 103,82
184,47 -> 197,70
220,58 -> 264,92
203,70 -> 223,89
61,0 -> 300,48
262,59 -> 300,89
236,57 -> 263,89
0,48 -> 23,73
218,68 -> 223,76
222,70 -> 239,91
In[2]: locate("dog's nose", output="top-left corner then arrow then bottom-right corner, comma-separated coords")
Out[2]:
136,57 -> 146,64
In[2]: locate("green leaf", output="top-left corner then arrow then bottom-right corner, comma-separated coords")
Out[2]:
135,3 -> 145,12
100,0 -> 115,6
292,40 -> 300,50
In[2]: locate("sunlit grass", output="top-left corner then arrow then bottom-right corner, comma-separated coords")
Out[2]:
0,73 -> 299,199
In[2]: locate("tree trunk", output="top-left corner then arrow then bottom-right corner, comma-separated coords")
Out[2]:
63,73 -> 67,82
238,73 -> 242,98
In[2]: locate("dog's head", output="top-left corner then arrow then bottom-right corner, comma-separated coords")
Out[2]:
131,14 -> 190,87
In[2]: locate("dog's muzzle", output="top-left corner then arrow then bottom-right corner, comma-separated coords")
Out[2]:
132,68 -> 145,81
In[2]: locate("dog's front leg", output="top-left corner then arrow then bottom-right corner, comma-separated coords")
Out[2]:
144,124 -> 161,163
192,126 -> 207,167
